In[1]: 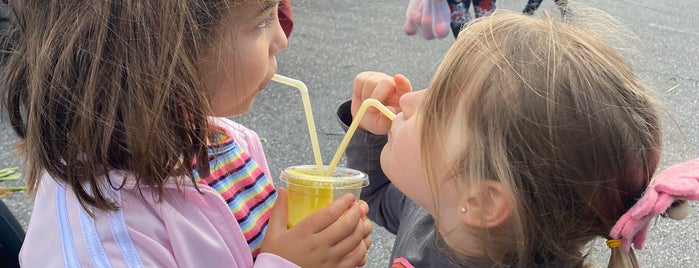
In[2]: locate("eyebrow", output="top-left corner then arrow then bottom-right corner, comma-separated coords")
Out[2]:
255,0 -> 281,17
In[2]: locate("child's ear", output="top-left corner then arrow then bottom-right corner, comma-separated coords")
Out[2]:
458,180 -> 512,228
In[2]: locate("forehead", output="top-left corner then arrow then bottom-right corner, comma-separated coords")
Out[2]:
215,0 -> 277,33
231,0 -> 278,16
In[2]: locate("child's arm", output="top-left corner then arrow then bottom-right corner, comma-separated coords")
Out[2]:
335,71 -> 414,234
261,188 -> 372,268
338,106 -> 407,234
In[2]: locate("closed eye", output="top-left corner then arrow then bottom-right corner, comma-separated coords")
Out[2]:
256,0 -> 279,29
257,11 -> 276,28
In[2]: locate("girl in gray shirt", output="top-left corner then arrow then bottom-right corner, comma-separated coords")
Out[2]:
338,10 -> 696,268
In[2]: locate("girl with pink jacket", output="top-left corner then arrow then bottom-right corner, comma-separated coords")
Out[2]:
1,1 -> 371,267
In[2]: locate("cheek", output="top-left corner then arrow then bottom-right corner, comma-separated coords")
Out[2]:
381,143 -> 418,179
202,57 -> 236,95
206,74 -> 238,106
381,128 -> 420,178
381,134 -> 432,209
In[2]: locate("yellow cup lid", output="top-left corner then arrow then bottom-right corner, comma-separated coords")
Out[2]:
280,165 -> 369,189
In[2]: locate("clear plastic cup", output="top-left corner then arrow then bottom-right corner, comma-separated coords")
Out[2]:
280,165 -> 369,227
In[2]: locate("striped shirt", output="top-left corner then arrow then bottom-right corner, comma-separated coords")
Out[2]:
194,125 -> 277,257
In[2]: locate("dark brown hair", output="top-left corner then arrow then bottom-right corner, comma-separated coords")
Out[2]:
1,1 -> 243,211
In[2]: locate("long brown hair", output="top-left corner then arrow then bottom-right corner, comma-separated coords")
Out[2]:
1,1 -> 241,211
420,10 -> 661,267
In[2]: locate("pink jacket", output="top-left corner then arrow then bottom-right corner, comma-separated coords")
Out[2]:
19,118 -> 298,268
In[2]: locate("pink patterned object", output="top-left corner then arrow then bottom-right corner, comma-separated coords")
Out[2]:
610,158 -> 699,251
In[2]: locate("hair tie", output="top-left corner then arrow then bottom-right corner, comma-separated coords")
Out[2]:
609,158 -> 699,251
606,239 -> 622,249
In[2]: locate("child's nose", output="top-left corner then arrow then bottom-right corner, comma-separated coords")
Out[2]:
272,18 -> 288,54
399,90 -> 425,119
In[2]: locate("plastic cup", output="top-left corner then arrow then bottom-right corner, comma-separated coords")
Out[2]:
280,165 -> 369,228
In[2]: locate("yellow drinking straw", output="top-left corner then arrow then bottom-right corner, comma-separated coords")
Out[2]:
326,98 -> 396,175
271,74 -> 324,172
270,76 -> 393,227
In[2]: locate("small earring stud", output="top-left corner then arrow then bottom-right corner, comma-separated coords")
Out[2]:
460,207 -> 467,213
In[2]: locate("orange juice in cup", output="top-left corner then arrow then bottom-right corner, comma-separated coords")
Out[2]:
280,165 -> 369,227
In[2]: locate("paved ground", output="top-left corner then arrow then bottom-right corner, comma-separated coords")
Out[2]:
1,0 -> 697,267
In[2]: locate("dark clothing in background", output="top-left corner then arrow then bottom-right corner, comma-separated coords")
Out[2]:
447,0 -> 496,37
523,0 -> 569,16
0,199 -> 23,268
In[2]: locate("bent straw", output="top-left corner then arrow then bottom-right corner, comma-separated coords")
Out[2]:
271,74 -> 324,172
326,98 -> 396,175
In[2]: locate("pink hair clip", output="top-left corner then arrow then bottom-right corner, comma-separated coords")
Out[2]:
609,158 -> 699,251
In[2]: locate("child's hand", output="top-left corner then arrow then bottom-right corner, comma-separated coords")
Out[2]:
261,188 -> 372,268
352,71 -> 412,135
357,200 -> 372,266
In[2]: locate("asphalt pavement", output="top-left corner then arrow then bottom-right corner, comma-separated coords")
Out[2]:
1,0 -> 697,267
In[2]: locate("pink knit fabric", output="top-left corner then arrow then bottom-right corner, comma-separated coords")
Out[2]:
610,158 -> 699,251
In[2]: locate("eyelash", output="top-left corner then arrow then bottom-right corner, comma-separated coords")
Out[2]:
256,11 -> 276,29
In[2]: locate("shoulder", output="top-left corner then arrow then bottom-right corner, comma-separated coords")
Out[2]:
23,172 -> 233,267
209,117 -> 260,140
208,117 -> 270,176
209,117 -> 263,149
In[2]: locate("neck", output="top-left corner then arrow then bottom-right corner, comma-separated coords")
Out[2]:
438,219 -> 518,264
437,223 -> 485,257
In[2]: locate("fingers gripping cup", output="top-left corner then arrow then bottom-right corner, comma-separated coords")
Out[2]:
280,165 -> 369,227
